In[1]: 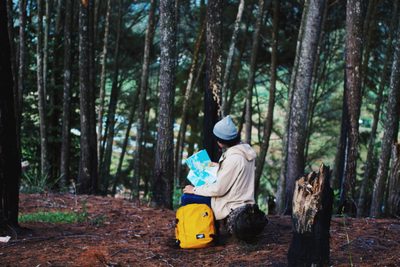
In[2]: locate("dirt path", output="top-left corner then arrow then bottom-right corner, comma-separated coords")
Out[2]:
1,193 -> 399,266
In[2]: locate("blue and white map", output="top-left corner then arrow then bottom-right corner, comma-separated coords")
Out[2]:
185,150 -> 217,187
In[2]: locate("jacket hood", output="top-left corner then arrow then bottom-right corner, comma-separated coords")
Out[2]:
226,143 -> 256,161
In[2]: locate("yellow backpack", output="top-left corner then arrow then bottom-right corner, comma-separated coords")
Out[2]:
175,204 -> 216,249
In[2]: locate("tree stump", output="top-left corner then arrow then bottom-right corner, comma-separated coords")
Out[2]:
288,164 -> 333,267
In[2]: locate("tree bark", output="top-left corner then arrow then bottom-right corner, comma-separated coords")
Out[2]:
78,0 -> 98,194
6,0 -> 18,116
357,0 -> 399,217
36,0 -> 50,178
337,0 -> 363,215
0,0 -> 21,230
276,0 -> 309,214
255,0 -> 278,198
97,0 -> 111,163
43,0 -> 50,99
370,17 -> 400,217
151,0 -> 177,209
204,0 -> 223,162
244,0 -> 264,145
288,164 -> 333,266
60,0 -> 74,188
134,0 -> 156,198
285,0 -> 327,215
17,0 -> 27,117
221,0 -> 245,117
387,143 -> 400,217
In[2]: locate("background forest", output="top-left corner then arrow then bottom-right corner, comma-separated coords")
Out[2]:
1,0 -> 400,225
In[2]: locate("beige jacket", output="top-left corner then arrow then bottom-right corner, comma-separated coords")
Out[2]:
193,143 -> 256,220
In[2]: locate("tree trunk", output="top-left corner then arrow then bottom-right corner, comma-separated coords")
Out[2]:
151,0 -> 177,209
387,143 -> 400,217
78,0 -> 98,194
255,0 -> 278,198
288,164 -> 333,266
60,0 -> 74,188
134,0 -> 156,198
276,0 -> 309,214
43,0 -> 50,99
17,0 -> 27,118
6,0 -> 18,116
370,18 -> 400,217
97,0 -> 111,163
285,0 -> 327,215
244,0 -> 264,145
221,0 -> 245,117
36,0 -> 50,178
204,0 -> 223,162
337,0 -> 363,215
357,0 -> 399,217
174,22 -> 205,187
0,0 -> 21,230
100,0 -> 123,194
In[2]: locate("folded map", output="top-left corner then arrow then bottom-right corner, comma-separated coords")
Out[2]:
185,150 -> 217,187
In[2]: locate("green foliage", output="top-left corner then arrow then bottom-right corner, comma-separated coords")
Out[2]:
20,170 -> 60,194
19,211 -> 87,224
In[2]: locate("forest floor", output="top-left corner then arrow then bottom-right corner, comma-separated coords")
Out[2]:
1,193 -> 400,266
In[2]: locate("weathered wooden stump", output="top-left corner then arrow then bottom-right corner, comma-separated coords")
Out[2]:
288,164 -> 333,267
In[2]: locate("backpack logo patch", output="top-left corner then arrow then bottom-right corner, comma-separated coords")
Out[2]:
196,234 -> 205,239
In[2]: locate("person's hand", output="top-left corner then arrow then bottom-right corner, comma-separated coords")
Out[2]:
208,162 -> 218,167
183,185 -> 195,194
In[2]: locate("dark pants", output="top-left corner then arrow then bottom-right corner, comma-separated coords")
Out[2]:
180,193 -> 211,207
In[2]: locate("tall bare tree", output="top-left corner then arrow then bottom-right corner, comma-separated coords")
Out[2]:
285,0 -> 327,214
78,0 -> 98,194
100,0 -> 123,194
134,0 -> 157,197
255,0 -> 278,198
221,0 -> 245,116
275,0 -> 309,213
370,16 -> 400,217
151,0 -> 177,209
97,0 -> 111,162
36,0 -> 50,178
204,0 -> 223,162
60,0 -> 74,188
338,0 -> 363,214
0,0 -> 21,230
244,0 -> 265,145
357,0 -> 399,217
17,0 -> 27,130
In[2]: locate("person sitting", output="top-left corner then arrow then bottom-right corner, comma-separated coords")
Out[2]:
183,115 -> 264,240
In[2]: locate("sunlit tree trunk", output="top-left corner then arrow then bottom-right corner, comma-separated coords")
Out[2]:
0,0 -> 21,230
370,18 -> 400,217
338,0 -> 363,214
221,0 -> 244,116
357,0 -> 399,217
151,0 -> 177,209
60,0 -> 74,188
285,0 -> 327,215
204,0 -> 222,162
244,0 -> 264,145
275,0 -> 309,214
255,0 -> 278,198
134,0 -> 156,198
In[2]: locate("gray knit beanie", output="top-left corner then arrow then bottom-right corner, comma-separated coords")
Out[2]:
213,115 -> 238,141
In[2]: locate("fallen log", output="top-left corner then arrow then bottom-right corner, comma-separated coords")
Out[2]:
288,164 -> 333,266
